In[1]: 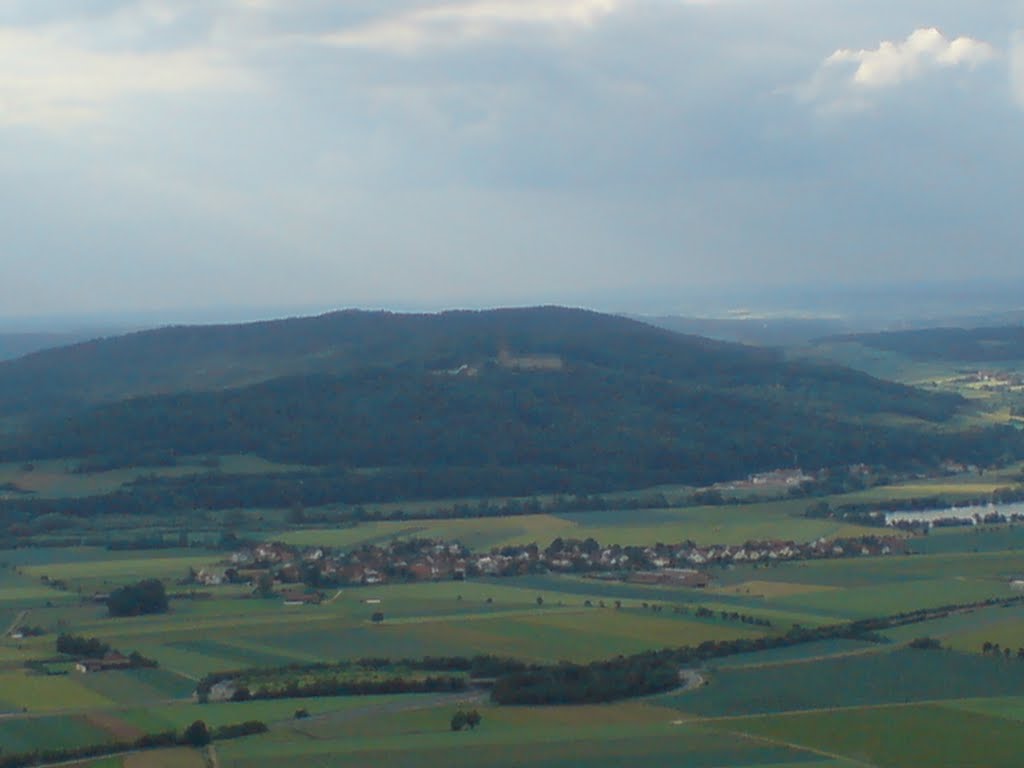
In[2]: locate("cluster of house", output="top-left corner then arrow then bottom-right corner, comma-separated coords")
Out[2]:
196,531 -> 909,593
886,506 -> 1024,530
528,535 -> 907,574
718,468 -> 816,491
953,370 -> 1024,388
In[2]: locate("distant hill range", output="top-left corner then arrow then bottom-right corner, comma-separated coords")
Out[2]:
824,326 -> 1024,363
0,307 -> 1016,490
639,315 -> 850,347
0,332 -> 101,363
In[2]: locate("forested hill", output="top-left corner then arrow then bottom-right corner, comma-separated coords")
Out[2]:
0,332 -> 96,362
0,307 -> 1008,489
825,326 -> 1024,362
0,307 -> 770,421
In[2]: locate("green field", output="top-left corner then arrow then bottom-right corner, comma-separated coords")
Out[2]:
665,648 -> 1024,717
215,700 -> 823,768
0,456 -> 316,499
0,715 -> 116,752
720,705 -> 1024,768
0,670 -> 115,712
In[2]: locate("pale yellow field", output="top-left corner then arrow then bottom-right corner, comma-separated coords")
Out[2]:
711,580 -> 839,599
123,747 -> 206,768
280,508 -> 887,551
0,670 -> 114,712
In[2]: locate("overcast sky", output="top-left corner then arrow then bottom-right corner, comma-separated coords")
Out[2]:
1,1 -> 1021,319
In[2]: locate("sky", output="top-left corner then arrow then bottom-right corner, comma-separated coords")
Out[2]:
0,1 -> 1021,320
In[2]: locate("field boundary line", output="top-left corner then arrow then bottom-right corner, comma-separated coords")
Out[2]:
4,609 -> 28,637
706,723 -> 879,768
688,695 -> 1003,724
716,642 -> 900,671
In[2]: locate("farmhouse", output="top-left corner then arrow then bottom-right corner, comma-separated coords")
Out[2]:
206,680 -> 238,702
281,591 -> 322,606
75,652 -> 132,674
497,348 -> 564,371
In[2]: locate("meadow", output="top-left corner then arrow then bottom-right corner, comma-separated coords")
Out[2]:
665,648 -> 1024,717
719,705 -> 1024,768
214,700 -> 822,768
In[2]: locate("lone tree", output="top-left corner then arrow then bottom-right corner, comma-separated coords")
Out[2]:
182,720 -> 211,747
371,611 -> 385,624
255,572 -> 275,599
107,579 -> 168,617
450,711 -> 468,731
451,709 -> 482,731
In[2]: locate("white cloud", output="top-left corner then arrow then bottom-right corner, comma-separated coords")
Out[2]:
316,0 -> 624,53
0,25 -> 249,127
800,27 -> 997,111
830,27 -> 994,87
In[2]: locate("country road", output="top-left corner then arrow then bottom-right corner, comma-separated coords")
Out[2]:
4,608 -> 28,637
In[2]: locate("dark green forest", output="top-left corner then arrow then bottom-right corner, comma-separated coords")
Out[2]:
0,308 -> 1020,508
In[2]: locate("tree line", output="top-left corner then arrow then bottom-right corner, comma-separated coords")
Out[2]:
0,720 -> 267,768
195,654 -> 529,703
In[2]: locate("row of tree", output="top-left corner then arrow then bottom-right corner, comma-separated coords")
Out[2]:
231,675 -> 467,702
0,720 -> 267,768
194,654 -> 531,701
55,633 -> 109,658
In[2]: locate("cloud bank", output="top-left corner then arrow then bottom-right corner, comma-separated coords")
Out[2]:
318,0 -> 623,52
0,2 -> 1020,318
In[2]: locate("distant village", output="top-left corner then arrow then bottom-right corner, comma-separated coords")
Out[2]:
189,533 -> 909,597
951,370 -> 1024,389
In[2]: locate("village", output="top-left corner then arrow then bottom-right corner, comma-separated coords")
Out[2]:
189,533 -> 910,596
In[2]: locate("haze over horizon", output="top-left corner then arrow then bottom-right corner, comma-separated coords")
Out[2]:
2,1 -> 1021,319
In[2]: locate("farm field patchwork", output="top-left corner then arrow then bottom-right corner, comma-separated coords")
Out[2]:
0,670 -> 115,712
5,487 -> 1024,765
663,648 -> 1024,717
77,668 -> 197,705
215,700 -> 824,768
0,456 -> 317,499
909,525 -> 1024,555
715,704 -> 1024,768
709,638 -> 880,669
281,502 -> 887,551
936,604 -> 1024,655
0,714 -> 116,752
